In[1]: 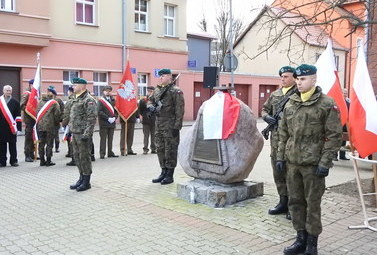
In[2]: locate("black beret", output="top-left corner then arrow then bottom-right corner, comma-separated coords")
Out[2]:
28,79 -> 34,85
294,64 -> 317,78
47,85 -> 57,95
68,86 -> 74,92
71,77 -> 87,84
158,68 -> 172,76
147,86 -> 155,91
102,85 -> 112,91
279,66 -> 295,76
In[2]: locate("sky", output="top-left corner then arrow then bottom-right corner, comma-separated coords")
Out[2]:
186,0 -> 274,35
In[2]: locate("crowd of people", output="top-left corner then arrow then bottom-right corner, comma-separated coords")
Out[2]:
0,68 -> 185,191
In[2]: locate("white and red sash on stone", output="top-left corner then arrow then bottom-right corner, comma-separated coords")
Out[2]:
33,99 -> 57,141
0,95 -> 21,134
99,97 -> 115,117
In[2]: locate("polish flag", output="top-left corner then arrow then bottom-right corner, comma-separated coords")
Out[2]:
25,62 -> 41,120
203,90 -> 240,140
349,44 -> 377,158
315,39 -> 348,125
115,61 -> 138,121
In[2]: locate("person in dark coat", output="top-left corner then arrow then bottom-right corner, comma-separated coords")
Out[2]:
138,86 -> 156,154
0,85 -> 22,167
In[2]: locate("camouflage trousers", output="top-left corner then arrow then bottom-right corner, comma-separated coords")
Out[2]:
271,157 -> 288,196
155,129 -> 179,169
24,122 -> 35,157
37,131 -> 54,159
72,133 -> 92,175
287,163 -> 325,236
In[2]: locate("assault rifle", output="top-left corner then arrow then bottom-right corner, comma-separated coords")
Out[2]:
261,88 -> 297,140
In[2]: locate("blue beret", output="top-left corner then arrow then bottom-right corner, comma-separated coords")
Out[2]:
158,68 -> 172,76
28,79 -> 34,85
47,85 -> 57,95
279,66 -> 295,76
71,77 -> 87,84
294,64 -> 317,78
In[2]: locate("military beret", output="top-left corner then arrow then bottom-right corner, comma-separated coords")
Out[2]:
279,66 -> 295,76
68,86 -> 74,92
47,85 -> 57,95
71,77 -> 87,84
147,86 -> 155,91
102,85 -> 112,91
294,64 -> 317,78
28,79 -> 34,85
158,68 -> 172,76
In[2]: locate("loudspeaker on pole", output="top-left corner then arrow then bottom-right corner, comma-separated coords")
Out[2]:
203,66 -> 219,88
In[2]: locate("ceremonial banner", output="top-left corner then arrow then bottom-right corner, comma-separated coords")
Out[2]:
315,39 -> 348,125
349,44 -> 377,158
115,61 -> 138,121
203,91 -> 240,140
26,61 -> 41,120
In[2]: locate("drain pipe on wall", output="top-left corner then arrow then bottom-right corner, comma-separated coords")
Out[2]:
122,0 -> 127,70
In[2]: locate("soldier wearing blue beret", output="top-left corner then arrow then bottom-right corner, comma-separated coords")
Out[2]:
276,64 -> 342,255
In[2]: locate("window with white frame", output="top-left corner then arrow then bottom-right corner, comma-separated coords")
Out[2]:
0,0 -> 15,11
63,70 -> 79,96
76,0 -> 95,25
137,73 -> 148,98
134,0 -> 149,32
164,4 -> 176,37
93,72 -> 108,96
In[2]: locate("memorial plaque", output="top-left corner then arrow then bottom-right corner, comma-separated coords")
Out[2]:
192,116 -> 222,165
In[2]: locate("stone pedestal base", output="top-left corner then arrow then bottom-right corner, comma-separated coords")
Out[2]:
177,179 -> 264,208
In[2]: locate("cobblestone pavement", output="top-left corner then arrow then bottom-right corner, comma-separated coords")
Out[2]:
0,121 -> 376,255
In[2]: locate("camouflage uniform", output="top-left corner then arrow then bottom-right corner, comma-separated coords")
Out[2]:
277,86 -> 342,236
53,97 -> 64,152
261,86 -> 296,197
68,90 -> 97,175
20,90 -> 36,160
36,96 -> 61,165
149,83 -> 184,179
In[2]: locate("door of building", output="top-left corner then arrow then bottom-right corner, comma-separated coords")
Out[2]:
0,67 -> 21,102
234,84 -> 249,105
258,84 -> 278,117
193,82 -> 213,120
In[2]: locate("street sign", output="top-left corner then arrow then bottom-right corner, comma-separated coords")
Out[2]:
223,53 -> 238,71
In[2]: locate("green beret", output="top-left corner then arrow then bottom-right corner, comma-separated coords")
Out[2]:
71,77 -> 87,84
158,68 -> 172,76
294,64 -> 317,78
102,85 -> 112,91
47,85 -> 57,95
279,66 -> 295,76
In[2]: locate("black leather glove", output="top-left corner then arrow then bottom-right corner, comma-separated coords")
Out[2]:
81,136 -> 89,142
315,166 -> 329,177
172,129 -> 180,137
263,115 -> 277,125
276,161 -> 286,172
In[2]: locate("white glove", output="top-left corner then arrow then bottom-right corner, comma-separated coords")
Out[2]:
16,131 -> 22,136
136,118 -> 141,124
108,117 -> 116,124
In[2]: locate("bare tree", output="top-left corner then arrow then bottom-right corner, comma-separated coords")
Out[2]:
198,14 -> 208,33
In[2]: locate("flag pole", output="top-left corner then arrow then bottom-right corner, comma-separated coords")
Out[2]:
34,52 -> 41,160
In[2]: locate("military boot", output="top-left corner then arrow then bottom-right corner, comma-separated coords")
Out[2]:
25,155 -> 33,162
304,235 -> 318,255
70,174 -> 83,190
45,157 -> 56,167
76,175 -> 91,192
283,230 -> 308,255
66,159 -> 76,166
161,168 -> 174,185
40,156 -> 46,166
152,168 -> 167,183
268,195 -> 288,215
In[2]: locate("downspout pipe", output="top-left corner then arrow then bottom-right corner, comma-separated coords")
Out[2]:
122,0 -> 127,70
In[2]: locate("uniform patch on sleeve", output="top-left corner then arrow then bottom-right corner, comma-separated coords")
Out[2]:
88,102 -> 94,105
332,105 -> 339,112
177,90 -> 183,94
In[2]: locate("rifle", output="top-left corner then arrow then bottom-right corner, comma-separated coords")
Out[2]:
261,88 -> 297,140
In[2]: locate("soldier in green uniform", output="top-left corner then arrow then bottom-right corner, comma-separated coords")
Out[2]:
149,69 -> 184,185
36,93 -> 61,166
62,86 -> 76,166
276,64 -> 342,255
20,79 -> 36,162
47,86 -> 64,153
261,66 -> 296,219
67,78 -> 97,192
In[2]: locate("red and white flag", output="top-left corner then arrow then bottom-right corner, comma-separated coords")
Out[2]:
115,61 -> 138,121
349,44 -> 377,158
203,91 -> 240,140
315,39 -> 348,125
25,61 -> 41,120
